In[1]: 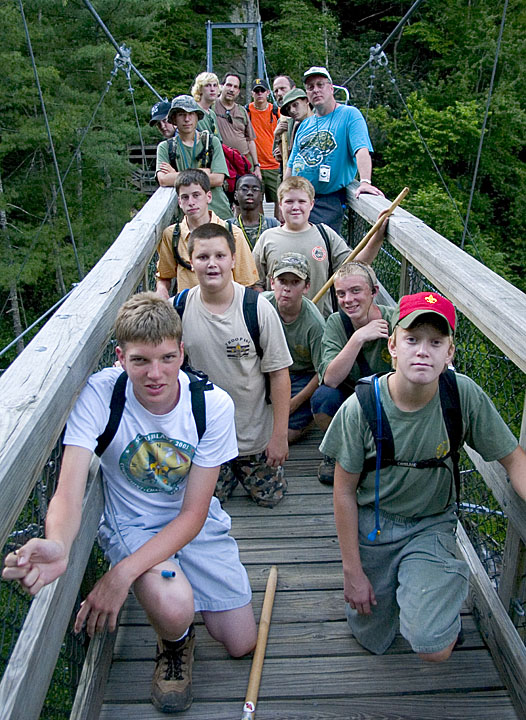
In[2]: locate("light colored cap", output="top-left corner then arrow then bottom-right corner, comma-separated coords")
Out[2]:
168,95 -> 204,120
303,66 -> 332,84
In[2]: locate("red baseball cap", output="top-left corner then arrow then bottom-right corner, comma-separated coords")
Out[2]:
396,292 -> 456,334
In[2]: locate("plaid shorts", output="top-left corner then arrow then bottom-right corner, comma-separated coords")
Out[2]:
216,452 -> 287,507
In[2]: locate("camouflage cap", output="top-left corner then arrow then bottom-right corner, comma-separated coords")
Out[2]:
273,253 -> 310,281
168,94 -> 205,120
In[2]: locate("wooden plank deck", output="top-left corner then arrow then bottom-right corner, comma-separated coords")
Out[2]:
99,430 -> 518,719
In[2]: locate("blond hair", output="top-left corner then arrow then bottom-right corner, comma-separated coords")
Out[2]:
334,262 -> 378,292
115,292 -> 182,349
278,175 -> 315,203
191,72 -> 220,102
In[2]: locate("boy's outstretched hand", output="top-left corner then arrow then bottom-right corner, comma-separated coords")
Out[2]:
2,538 -> 68,595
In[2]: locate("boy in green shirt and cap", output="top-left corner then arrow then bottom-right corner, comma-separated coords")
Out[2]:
321,291 -> 526,662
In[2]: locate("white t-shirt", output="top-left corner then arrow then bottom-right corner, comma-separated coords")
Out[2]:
181,283 -> 292,455
64,368 -> 238,530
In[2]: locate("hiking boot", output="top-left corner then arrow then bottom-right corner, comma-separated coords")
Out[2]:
318,456 -> 335,485
151,624 -> 195,713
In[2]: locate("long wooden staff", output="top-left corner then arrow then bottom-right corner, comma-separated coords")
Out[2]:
241,565 -> 278,720
312,186 -> 410,306
281,134 -> 289,167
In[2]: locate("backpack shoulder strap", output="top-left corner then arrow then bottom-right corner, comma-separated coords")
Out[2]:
438,369 -> 462,505
95,371 -> 128,457
167,138 -> 177,170
242,287 -> 262,358
183,367 -> 214,441
355,375 -> 395,470
173,288 -> 189,318
316,223 -> 337,312
171,220 -> 193,271
242,287 -> 272,403
337,308 -> 374,378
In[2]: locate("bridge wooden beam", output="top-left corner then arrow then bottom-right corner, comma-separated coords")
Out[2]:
0,187 -> 177,551
347,183 -> 526,374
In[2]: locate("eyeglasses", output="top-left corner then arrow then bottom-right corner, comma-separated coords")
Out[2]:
224,110 -> 233,124
253,88 -> 267,94
305,80 -> 330,91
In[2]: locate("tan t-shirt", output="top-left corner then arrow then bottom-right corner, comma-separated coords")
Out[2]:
253,223 -> 350,318
181,282 -> 292,455
156,211 -> 258,291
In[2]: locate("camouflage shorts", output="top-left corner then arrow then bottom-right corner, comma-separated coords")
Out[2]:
216,452 -> 287,508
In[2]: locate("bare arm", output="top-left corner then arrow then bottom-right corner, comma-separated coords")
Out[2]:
2,445 -> 92,594
248,140 -> 262,180
155,278 -> 171,299
354,210 -> 389,266
74,463 -> 220,636
324,319 -> 389,388
499,446 -> 526,501
157,162 -> 179,187
290,373 -> 319,415
266,367 -> 290,467
334,463 -> 376,614
198,167 -> 226,188
354,147 -> 383,198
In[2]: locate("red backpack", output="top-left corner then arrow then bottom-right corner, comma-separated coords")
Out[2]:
222,144 -> 251,193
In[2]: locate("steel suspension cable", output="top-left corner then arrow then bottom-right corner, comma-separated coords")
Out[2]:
18,0 -> 84,280
460,0 -> 508,250
341,0 -> 427,88
81,0 -> 162,101
0,61 -> 120,321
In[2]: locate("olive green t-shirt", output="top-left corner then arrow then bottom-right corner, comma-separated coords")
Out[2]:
320,372 -> 518,518
263,292 -> 326,373
156,134 -> 231,219
318,305 -> 397,389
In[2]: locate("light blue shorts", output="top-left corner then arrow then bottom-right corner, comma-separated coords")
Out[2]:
98,495 -> 252,613
346,505 -> 469,655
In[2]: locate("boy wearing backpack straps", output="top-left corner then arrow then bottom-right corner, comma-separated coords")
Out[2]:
252,176 -> 387,319
178,222 -> 293,507
2,292 -> 256,713
320,291 -> 526,662
156,169 -> 258,298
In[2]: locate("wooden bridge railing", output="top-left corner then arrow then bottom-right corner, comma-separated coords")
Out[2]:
0,183 -> 525,719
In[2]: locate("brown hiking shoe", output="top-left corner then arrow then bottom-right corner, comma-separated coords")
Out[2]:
151,624 -> 195,712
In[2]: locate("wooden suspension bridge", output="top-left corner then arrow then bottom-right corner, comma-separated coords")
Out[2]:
1,185 -> 526,719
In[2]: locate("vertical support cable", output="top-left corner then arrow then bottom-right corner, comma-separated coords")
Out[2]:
18,0 -> 84,280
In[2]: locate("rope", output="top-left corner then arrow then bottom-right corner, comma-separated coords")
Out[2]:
81,0 -> 162,101
460,0 -> 508,250
18,0 -> 84,281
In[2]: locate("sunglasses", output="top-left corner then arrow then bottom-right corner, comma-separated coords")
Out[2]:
253,87 -> 267,94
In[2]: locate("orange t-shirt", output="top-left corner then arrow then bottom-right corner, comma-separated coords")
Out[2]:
248,102 -> 280,170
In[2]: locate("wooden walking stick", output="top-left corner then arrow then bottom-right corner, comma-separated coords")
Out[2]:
311,186 -> 410,306
241,565 -> 278,720
281,134 -> 289,167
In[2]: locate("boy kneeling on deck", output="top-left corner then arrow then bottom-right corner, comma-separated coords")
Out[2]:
321,292 -> 526,661
2,292 -> 257,712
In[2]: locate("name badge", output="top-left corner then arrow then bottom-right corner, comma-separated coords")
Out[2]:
319,164 -> 330,182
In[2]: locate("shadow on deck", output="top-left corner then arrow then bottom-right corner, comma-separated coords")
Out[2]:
100,429 -> 517,719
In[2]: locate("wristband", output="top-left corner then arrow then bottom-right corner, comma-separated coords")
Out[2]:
360,178 -> 372,184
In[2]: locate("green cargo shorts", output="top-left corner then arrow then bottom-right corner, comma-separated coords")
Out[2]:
345,505 -> 469,655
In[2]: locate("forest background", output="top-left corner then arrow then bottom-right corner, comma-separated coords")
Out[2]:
1,0 -> 525,368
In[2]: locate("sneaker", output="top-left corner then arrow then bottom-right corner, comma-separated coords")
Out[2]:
318,456 -> 335,485
151,624 -> 195,713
